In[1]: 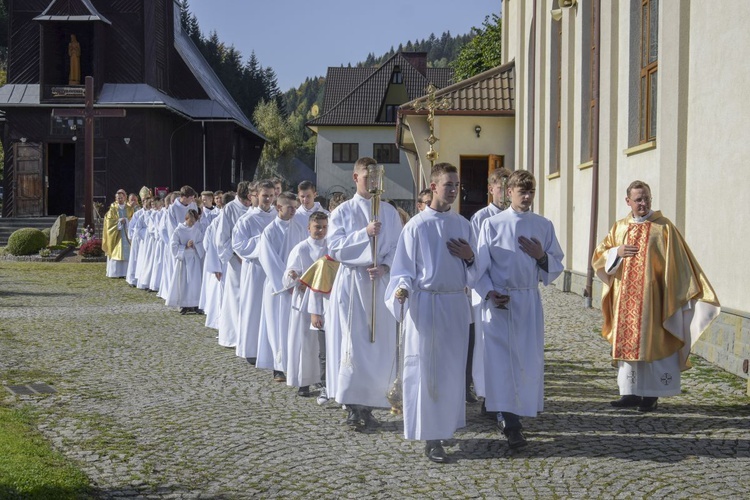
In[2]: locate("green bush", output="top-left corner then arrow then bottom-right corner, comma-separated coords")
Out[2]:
41,227 -> 51,244
6,228 -> 49,256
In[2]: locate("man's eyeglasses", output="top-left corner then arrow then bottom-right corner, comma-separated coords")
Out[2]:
629,197 -> 651,204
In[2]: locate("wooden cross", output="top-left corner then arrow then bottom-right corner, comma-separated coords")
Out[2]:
52,76 -> 126,228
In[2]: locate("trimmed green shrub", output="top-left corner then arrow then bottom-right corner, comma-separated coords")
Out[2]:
6,228 -> 49,256
41,227 -> 51,244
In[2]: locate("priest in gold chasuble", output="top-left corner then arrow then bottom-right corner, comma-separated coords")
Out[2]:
102,189 -> 135,278
592,180 -> 720,411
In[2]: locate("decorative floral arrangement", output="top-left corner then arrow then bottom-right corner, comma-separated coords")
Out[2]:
77,227 -> 95,247
79,238 -> 104,258
38,248 -> 52,258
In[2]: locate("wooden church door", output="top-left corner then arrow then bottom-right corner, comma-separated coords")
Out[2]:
14,142 -> 44,217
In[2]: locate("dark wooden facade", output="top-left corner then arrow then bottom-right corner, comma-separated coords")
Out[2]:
1,0 -> 264,218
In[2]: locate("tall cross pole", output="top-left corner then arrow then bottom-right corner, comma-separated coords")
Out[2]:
413,84 -> 451,170
52,76 -> 127,229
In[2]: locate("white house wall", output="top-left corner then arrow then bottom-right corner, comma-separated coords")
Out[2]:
503,0 -> 750,382
401,114 -> 516,211
314,126 -> 414,200
684,1 -> 750,313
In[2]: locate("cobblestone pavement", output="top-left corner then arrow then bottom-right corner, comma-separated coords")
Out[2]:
1,262 -> 749,499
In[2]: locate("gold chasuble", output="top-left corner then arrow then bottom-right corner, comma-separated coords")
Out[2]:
299,255 -> 340,294
592,211 -> 720,370
101,202 -> 135,260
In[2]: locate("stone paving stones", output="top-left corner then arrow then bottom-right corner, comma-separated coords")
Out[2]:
1,262 -> 749,498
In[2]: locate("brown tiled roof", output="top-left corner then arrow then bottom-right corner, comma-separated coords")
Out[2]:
308,53 -> 454,127
321,67 -> 377,114
400,60 -> 515,115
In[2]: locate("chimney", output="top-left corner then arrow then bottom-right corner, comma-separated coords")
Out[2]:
401,52 -> 427,76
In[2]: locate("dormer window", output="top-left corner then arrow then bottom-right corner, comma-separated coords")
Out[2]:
391,66 -> 403,84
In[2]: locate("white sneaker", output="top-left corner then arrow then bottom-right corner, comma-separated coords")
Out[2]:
316,387 -> 329,406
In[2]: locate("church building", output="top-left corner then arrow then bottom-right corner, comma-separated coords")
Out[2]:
0,0 -> 265,218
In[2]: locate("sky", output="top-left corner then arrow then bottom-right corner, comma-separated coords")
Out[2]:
186,0 -> 501,91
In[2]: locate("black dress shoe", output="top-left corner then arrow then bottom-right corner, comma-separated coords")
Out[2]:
506,429 -> 528,449
360,408 -> 380,429
179,308 -> 188,315
346,408 -> 362,429
425,440 -> 449,463
638,397 -> 658,412
610,395 -> 643,408
246,357 -> 257,366
297,386 -> 311,397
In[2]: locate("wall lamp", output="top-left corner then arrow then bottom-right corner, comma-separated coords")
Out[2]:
474,125 -> 482,138
124,137 -> 131,145
552,0 -> 576,21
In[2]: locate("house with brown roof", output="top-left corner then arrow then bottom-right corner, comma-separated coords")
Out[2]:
307,52 -> 452,209
397,61 -> 515,219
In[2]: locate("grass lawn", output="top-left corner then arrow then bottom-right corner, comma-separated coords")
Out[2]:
0,403 -> 93,499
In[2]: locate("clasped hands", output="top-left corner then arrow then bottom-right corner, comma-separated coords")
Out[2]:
486,290 -> 510,309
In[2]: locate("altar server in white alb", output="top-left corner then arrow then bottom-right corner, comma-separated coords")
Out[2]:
126,196 -> 150,287
257,192 -> 307,381
156,193 -> 176,298
471,170 -> 564,450
215,181 -> 252,348
200,193 -> 233,329
327,156 -> 402,430
166,209 -> 205,314
199,191 -> 219,230
284,211 -> 330,397
386,163 -> 474,464
468,167 -> 512,403
233,181 -> 277,363
293,180 -> 328,227
162,186 -> 198,299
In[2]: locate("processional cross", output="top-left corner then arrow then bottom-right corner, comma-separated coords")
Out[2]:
412,83 -> 451,168
52,76 -> 127,229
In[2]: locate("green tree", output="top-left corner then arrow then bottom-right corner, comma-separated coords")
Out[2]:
252,100 -> 302,180
451,14 -> 502,81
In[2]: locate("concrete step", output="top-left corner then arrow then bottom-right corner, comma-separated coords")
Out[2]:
0,217 -> 83,246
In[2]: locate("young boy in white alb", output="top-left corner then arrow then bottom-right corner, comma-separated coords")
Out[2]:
284,211 -> 330,396
257,192 -> 307,381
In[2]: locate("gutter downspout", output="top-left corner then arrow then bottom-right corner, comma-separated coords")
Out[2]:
585,0 -> 601,307
202,120 -> 207,191
527,0 -> 537,175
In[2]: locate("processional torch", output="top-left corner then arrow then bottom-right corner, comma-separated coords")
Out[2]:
367,163 -> 385,343
387,289 -> 407,413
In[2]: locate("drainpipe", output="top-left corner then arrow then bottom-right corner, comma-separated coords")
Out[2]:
585,0 -> 601,307
527,0 -> 537,175
202,121 -> 207,191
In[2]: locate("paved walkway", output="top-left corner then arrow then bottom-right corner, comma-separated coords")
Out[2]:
1,261 -> 749,499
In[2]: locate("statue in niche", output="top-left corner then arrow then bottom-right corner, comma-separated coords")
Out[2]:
68,34 -> 81,85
